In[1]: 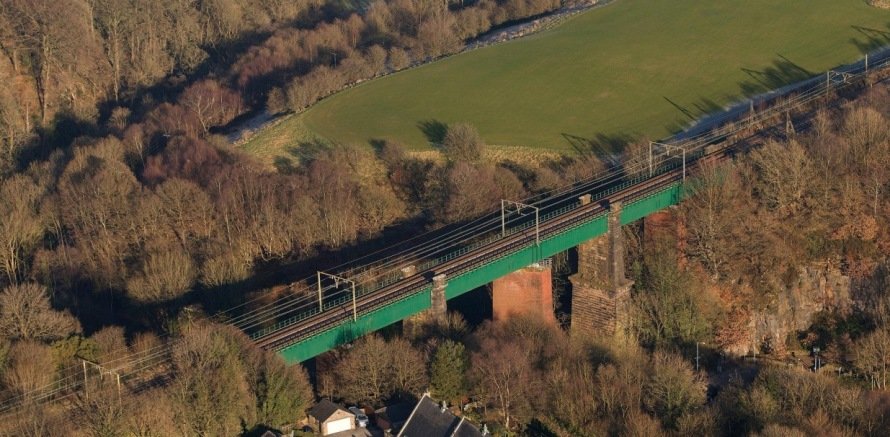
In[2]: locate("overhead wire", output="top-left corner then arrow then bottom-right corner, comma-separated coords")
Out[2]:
2,49 -> 888,419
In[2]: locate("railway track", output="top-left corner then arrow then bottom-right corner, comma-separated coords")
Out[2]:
252,55 -> 890,351
253,141 -> 729,351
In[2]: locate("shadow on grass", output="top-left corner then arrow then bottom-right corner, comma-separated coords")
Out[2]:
272,138 -> 334,173
560,132 -> 636,168
738,55 -> 815,96
850,23 -> 890,54
664,54 -> 825,138
662,96 -> 725,134
418,119 -> 448,145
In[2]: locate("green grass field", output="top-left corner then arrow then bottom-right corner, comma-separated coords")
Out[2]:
244,0 -> 890,160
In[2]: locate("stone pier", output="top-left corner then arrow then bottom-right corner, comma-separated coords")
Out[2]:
492,261 -> 556,324
642,206 -> 686,267
570,199 -> 633,338
403,269 -> 448,336
429,273 -> 447,323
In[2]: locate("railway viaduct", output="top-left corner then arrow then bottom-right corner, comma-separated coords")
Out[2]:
242,52 -> 884,364
253,175 -> 691,364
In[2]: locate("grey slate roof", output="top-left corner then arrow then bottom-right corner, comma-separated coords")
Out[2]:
309,399 -> 351,422
397,394 -> 483,437
377,402 -> 414,427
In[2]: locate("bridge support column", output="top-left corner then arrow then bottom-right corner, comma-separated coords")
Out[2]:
643,207 -> 686,267
429,273 -> 447,323
492,260 -> 556,324
570,201 -> 634,339
403,272 -> 447,336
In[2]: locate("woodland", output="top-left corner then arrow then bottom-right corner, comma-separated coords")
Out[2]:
1,0 -> 890,435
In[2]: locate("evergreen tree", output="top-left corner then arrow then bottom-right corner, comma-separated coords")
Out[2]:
430,340 -> 468,403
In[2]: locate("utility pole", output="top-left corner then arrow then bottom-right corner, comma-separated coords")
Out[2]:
785,111 -> 795,137
81,359 -> 122,405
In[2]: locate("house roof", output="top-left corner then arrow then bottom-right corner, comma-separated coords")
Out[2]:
309,399 -> 351,422
452,418 -> 484,437
397,394 -> 483,437
377,402 -> 414,425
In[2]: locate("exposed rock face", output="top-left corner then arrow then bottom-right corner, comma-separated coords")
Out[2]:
738,264 -> 853,356
868,0 -> 890,10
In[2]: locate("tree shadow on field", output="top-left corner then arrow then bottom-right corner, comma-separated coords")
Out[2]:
668,54 -> 824,139
662,96 -> 724,135
663,97 -> 698,123
738,55 -> 815,96
849,23 -> 890,54
368,138 -> 387,154
417,119 -> 448,145
273,138 -> 332,173
561,132 -> 636,168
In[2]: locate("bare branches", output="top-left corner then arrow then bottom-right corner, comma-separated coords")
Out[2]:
0,283 -> 80,341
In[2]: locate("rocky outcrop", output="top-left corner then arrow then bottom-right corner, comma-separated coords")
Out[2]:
727,264 -> 853,356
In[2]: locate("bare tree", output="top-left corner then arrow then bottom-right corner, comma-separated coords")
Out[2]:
334,334 -> 393,405
470,333 -> 537,430
682,162 -> 741,278
748,139 -> 814,213
2,340 -> 57,400
126,243 -> 196,303
170,323 -> 255,436
179,79 -> 244,134
642,351 -> 707,429
0,175 -> 48,284
442,123 -> 484,163
0,283 -> 80,341
389,337 -> 428,399
855,326 -> 890,390
123,390 -> 179,437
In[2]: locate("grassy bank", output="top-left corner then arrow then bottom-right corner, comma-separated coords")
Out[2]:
245,0 -> 890,162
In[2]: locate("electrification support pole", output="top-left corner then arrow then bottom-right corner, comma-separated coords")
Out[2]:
317,271 -> 323,312
81,359 -> 122,405
501,200 -> 540,246
318,271 -> 358,321
648,141 -> 653,176
650,141 -> 674,177
662,144 -> 687,180
865,54 -> 869,74
351,281 -> 357,322
114,373 -> 121,406
681,147 -> 686,181
695,342 -> 700,371
500,199 -> 506,237
82,360 -> 88,399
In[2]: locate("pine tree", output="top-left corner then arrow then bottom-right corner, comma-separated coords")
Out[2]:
430,340 -> 468,403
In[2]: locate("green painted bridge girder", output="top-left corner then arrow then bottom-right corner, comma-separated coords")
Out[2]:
277,182 -> 684,363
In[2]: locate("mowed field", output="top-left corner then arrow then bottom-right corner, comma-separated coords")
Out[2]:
244,0 -> 890,159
